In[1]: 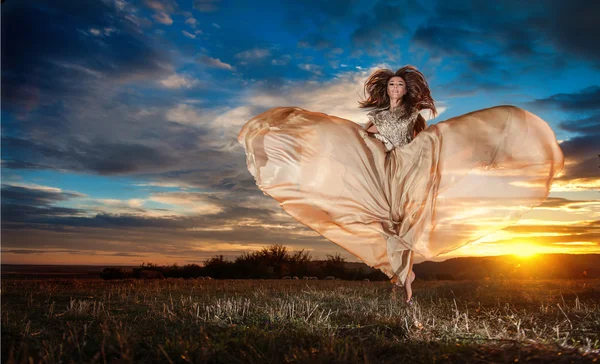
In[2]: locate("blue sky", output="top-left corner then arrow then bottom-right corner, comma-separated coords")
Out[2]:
2,0 -> 599,265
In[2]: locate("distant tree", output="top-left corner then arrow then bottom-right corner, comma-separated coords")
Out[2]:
260,245 -> 290,277
231,245 -> 313,279
324,253 -> 347,278
235,251 -> 271,278
181,264 -> 204,279
203,255 -> 234,279
289,249 -> 311,277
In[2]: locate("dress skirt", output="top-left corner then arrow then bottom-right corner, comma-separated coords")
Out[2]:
237,105 -> 564,285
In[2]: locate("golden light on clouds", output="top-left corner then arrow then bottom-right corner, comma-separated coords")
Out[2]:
550,178 -> 600,192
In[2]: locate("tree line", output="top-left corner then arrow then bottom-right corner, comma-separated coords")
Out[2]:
101,244 -> 389,281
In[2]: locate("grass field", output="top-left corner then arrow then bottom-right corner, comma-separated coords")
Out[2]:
2,278 -> 599,363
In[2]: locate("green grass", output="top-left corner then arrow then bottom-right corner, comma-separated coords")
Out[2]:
2,278 -> 599,363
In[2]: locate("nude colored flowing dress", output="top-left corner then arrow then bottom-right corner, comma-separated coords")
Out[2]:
237,105 -> 564,285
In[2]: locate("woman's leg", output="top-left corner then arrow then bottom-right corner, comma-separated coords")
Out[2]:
404,250 -> 415,303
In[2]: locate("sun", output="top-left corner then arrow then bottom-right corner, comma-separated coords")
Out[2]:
512,242 -> 540,258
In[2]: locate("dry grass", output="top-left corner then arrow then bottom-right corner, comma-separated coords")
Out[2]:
2,278 -> 599,363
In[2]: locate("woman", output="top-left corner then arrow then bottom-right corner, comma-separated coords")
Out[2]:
238,65 -> 563,303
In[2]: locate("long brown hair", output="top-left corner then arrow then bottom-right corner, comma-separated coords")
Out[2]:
359,65 -> 437,134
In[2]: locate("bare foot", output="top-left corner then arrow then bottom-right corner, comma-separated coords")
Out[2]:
404,270 -> 416,303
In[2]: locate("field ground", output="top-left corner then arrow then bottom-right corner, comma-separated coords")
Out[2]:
2,278 -> 600,363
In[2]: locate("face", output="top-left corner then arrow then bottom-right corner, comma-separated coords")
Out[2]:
387,76 -> 407,100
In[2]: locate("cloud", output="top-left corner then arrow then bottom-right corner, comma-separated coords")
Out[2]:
185,17 -> 198,28
272,55 -> 292,66
144,0 -> 178,25
406,0 -> 590,92
523,87 -> 600,187
88,27 -> 118,37
1,1 -> 172,112
350,0 -> 421,54
0,179 -> 331,261
2,135 -> 179,175
198,55 -> 235,71
527,87 -> 600,112
159,74 -> 200,89
182,30 -> 196,39
152,12 -> 173,25
297,35 -> 333,51
1,249 -> 80,255
143,0 -> 178,13
298,64 -> 323,76
149,191 -> 225,215
537,1 -> 600,68
537,198 -> 600,211
193,0 -> 220,12
234,48 -> 271,62
281,0 -> 360,52
1,184 -> 85,208
165,104 -> 209,125
558,114 -> 600,135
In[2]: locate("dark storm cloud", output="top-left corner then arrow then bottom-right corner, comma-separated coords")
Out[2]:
410,0 -> 598,92
350,0 -> 423,55
538,1 -> 600,68
435,69 -> 514,97
412,2 -> 527,56
556,134 -> 599,181
1,0 -> 171,111
412,26 -> 477,58
1,184 -> 84,207
282,0 -> 359,51
549,115 -> 597,187
0,178 -> 326,255
0,188 -> 328,257
558,114 -> 600,135
528,87 -> 600,112
1,182 -> 287,235
1,249 -> 80,255
2,136 -> 178,175
108,252 -> 146,257
1,136 -> 70,171
524,87 -> 600,182
1,184 -> 88,227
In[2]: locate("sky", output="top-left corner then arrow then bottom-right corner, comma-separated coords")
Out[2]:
1,0 -> 599,266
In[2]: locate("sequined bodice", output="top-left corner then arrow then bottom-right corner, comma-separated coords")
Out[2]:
367,105 -> 420,150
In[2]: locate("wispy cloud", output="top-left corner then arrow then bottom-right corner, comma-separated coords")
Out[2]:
194,0 -> 220,13
182,30 -> 196,39
159,74 -> 200,89
198,55 -> 235,71
152,12 -> 173,25
234,48 -> 271,62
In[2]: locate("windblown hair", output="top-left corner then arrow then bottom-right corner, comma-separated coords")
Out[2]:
359,65 -> 437,134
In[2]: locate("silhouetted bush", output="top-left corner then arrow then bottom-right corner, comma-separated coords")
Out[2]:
130,245 -> 390,280
101,267 -> 131,280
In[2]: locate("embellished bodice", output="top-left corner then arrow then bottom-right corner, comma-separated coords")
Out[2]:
366,105 -> 420,150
